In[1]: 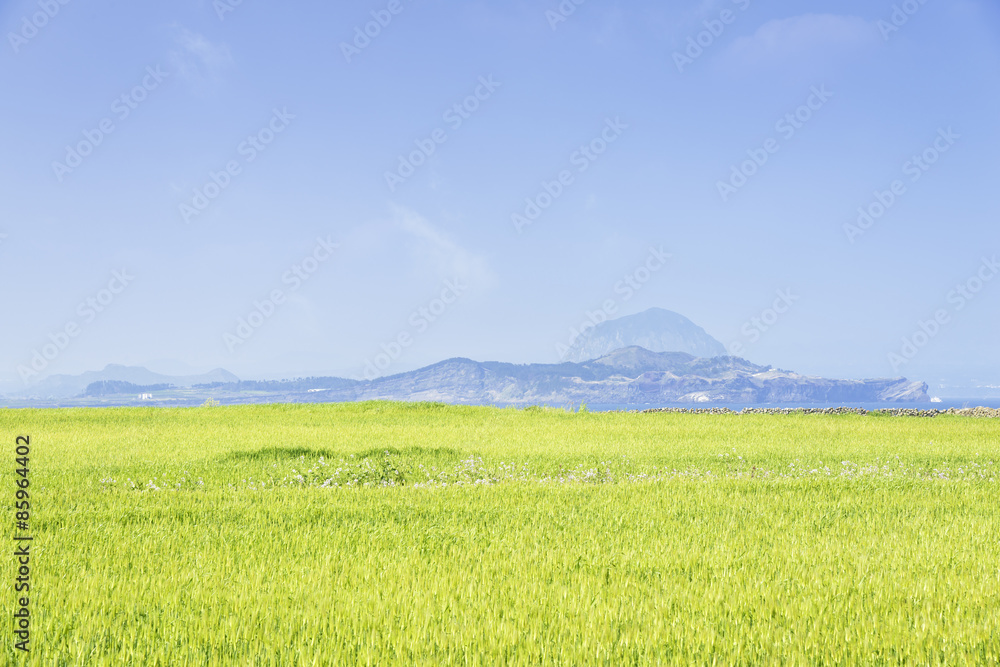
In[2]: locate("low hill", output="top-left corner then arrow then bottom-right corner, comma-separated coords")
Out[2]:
15,364 -> 239,399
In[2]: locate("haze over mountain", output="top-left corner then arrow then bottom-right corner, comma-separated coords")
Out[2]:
3,306 -> 942,405
3,347 -> 928,407
563,308 -> 727,362
12,365 -> 239,399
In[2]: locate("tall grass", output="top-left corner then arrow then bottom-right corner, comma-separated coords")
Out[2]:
2,402 -> 998,664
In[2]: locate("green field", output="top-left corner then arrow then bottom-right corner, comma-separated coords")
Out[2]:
2,402 -> 999,665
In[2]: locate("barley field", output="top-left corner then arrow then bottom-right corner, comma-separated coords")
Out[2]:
2,402 -> 999,664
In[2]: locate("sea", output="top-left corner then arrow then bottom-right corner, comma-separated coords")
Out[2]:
582,399 -> 1000,413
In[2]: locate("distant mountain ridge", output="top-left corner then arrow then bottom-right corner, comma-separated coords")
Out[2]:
331,347 -> 927,405
7,346 -> 926,407
562,308 -> 727,362
4,307 -> 931,405
13,364 -> 239,399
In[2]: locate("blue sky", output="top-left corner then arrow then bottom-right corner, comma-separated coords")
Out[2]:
1,0 -> 998,396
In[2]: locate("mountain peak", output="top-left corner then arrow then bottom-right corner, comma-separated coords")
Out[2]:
564,308 -> 727,362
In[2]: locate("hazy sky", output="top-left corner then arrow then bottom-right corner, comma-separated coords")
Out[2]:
2,0 -> 998,394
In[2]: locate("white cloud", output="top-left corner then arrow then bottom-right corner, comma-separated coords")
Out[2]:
721,14 -> 878,66
338,206 -> 496,294
390,205 -> 496,290
168,28 -> 234,87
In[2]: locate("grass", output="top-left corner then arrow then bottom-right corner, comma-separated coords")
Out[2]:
2,401 -> 999,664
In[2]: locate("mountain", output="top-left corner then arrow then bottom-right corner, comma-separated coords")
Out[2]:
13,364 -> 240,399
4,349 -> 929,407
293,347 -> 927,405
562,308 -> 727,362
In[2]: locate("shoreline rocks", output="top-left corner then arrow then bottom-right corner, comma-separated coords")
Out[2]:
638,406 -> 1000,418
